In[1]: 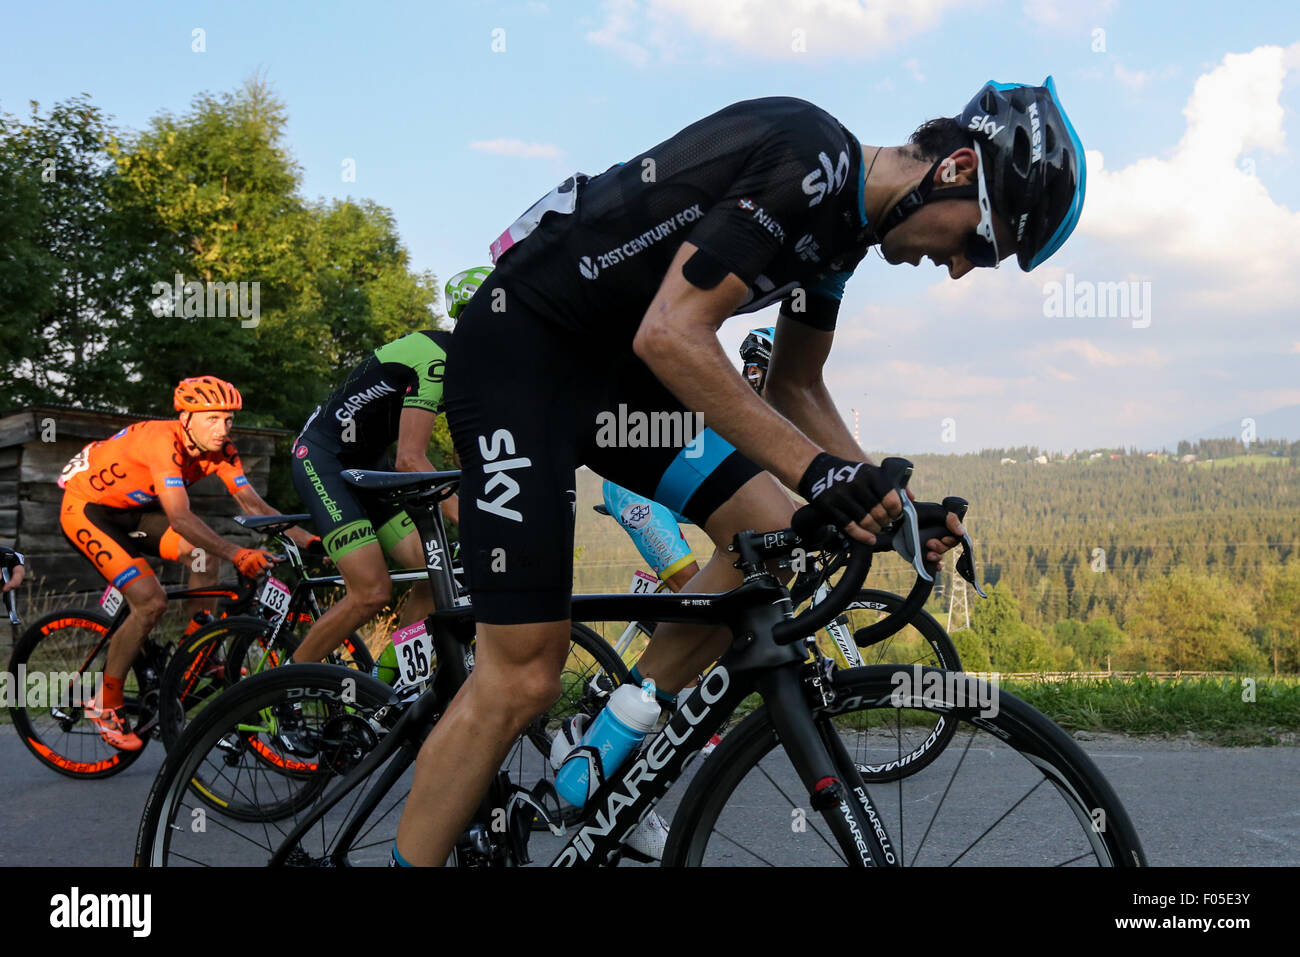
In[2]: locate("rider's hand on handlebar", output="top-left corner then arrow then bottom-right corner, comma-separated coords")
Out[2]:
797,452 -> 904,544
924,512 -> 966,565
233,548 -> 280,578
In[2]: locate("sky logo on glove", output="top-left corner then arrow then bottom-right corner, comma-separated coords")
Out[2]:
810,461 -> 863,498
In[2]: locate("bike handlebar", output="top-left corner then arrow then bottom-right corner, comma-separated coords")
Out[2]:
753,457 -> 983,646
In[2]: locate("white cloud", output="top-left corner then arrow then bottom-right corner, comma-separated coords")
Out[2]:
1030,338 -> 1168,369
903,58 -> 925,82
1022,0 -> 1115,28
1084,44 -> 1300,310
1113,63 -> 1152,90
468,138 -> 562,159
588,0 -> 960,61
585,0 -> 650,67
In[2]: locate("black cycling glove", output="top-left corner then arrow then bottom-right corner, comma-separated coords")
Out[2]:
797,452 -> 895,529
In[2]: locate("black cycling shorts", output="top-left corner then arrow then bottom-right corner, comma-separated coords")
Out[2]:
445,276 -> 762,624
289,443 -> 415,562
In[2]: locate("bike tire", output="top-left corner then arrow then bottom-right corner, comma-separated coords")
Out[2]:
136,664 -> 399,865
7,608 -> 151,779
662,665 -> 1147,867
159,615 -> 375,754
835,589 -> 960,781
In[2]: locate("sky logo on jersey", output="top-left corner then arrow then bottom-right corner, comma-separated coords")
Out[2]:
802,150 -> 849,207
579,256 -> 599,280
127,490 -> 156,505
163,477 -> 185,488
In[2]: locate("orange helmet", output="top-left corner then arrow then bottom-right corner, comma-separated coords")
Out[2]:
174,376 -> 243,413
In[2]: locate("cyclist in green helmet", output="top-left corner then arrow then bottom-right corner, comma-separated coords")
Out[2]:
285,274 -> 486,663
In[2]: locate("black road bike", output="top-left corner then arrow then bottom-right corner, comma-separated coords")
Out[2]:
137,460 -> 1147,867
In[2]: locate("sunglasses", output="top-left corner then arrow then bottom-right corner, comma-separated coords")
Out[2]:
965,141 -> 1001,269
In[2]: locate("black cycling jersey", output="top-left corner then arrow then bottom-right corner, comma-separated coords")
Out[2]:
0,546 -> 24,571
491,97 -> 875,341
297,330 -> 451,459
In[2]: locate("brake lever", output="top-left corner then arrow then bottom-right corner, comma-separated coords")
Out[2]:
890,494 -> 931,583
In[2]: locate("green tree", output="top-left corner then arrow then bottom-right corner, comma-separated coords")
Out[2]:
1121,570 -> 1262,671
0,97 -> 145,410
1257,563 -> 1300,675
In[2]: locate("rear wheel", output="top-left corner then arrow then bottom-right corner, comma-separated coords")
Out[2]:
8,608 -> 151,779
663,665 -> 1147,867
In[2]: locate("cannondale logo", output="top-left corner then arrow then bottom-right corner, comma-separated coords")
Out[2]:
579,256 -> 600,280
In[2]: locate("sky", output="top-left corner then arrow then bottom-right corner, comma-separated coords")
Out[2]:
3,0 -> 1299,453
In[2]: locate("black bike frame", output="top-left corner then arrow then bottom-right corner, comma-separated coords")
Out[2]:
270,484 -> 901,867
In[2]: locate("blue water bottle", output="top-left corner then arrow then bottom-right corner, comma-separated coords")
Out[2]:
555,680 -> 661,807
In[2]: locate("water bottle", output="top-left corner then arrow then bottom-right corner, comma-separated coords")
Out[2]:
555,680 -> 661,808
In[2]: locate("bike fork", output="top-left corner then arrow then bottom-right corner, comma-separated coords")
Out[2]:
757,663 -> 894,867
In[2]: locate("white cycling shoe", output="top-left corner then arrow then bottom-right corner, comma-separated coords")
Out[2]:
550,713 -> 669,862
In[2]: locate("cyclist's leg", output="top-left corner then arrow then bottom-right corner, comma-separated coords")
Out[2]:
661,561 -> 700,593
395,279 -> 585,865
291,541 -> 393,662
601,479 -> 700,591
151,516 -> 218,624
396,618 -> 573,865
380,513 -> 436,628
289,443 -> 394,662
635,470 -> 795,692
60,497 -> 168,681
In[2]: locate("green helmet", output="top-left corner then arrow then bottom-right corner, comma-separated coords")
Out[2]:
445,266 -> 494,321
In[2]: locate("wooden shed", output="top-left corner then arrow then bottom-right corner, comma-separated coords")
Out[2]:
0,405 -> 291,597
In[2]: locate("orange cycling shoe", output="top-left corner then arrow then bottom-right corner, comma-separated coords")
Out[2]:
83,696 -> 144,751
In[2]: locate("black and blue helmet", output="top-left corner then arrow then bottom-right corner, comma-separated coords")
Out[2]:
956,76 -> 1086,271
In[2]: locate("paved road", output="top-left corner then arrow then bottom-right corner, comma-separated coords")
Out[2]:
1,731 -> 1296,866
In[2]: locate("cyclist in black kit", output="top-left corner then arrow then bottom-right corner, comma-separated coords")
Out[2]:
289,322 -> 462,663
395,82 -> 1087,865
1,546 -> 25,593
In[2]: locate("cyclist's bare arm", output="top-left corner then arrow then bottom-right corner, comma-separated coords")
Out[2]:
394,406 -> 459,525
230,484 -> 315,548
633,242 -> 822,492
157,485 -> 244,562
764,316 -> 870,463
763,318 -> 962,558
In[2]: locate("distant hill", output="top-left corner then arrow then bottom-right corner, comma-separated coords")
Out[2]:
1185,405 -> 1300,445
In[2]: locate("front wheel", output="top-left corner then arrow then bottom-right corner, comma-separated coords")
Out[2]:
663,665 -> 1147,867
7,608 -> 151,779
829,589 -> 961,781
